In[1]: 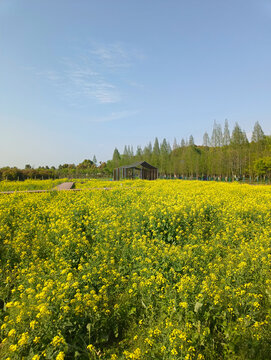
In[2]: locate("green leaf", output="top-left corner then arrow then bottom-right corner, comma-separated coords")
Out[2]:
194,302 -> 203,313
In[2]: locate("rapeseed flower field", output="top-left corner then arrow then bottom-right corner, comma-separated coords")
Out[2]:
0,180 -> 270,359
73,179 -> 144,189
0,180 -> 66,192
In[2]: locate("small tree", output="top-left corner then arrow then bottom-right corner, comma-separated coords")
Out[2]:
92,155 -> 97,166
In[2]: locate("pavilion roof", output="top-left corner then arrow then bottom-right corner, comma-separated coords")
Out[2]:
116,161 -> 157,170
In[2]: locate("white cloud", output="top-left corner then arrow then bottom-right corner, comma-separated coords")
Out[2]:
88,110 -> 140,123
87,82 -> 121,104
64,63 -> 121,103
35,42 -> 144,105
129,81 -> 145,88
90,43 -> 131,69
38,65 -> 120,104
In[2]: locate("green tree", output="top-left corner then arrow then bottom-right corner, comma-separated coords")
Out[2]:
211,121 -> 222,147
202,132 -> 210,147
173,138 -> 178,150
223,119 -> 231,146
152,137 -> 160,168
230,123 -> 249,177
251,121 -> 265,142
254,157 -> 271,178
122,145 -> 130,165
92,155 -> 97,166
77,159 -> 94,169
160,138 -> 171,175
135,146 -> 143,161
189,135 -> 194,146
231,123 -> 247,146
143,142 -> 152,163
112,148 -> 121,167
128,145 -> 134,158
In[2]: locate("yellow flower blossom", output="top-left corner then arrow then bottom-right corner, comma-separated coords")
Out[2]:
56,352 -> 65,360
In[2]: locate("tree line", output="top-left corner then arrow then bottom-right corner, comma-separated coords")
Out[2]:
108,121 -> 271,181
0,157 -> 111,181
1,121 -> 270,182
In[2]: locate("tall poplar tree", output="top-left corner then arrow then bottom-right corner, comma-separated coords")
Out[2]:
160,138 -> 170,174
223,119 -> 231,146
211,121 -> 222,147
189,135 -> 195,146
251,121 -> 265,142
180,138 -> 186,147
203,132 -> 210,146
152,137 -> 160,168
230,123 -> 248,177
217,123 -> 223,146
135,146 -> 143,160
143,142 -> 152,163
112,148 -> 121,167
231,123 -> 247,145
173,138 -> 178,150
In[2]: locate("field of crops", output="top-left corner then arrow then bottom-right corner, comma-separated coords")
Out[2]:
0,180 -> 270,359
73,179 -> 137,189
0,179 -> 146,192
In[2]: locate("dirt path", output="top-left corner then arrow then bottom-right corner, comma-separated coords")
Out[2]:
55,182 -> 75,190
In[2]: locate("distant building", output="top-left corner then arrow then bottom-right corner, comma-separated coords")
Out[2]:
113,161 -> 158,180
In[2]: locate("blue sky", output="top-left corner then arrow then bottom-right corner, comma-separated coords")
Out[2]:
1,0 -> 271,167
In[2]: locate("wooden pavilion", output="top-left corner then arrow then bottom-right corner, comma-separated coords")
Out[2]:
113,161 -> 158,180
